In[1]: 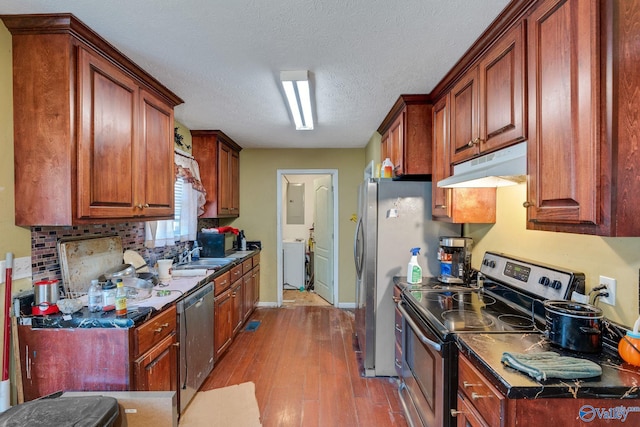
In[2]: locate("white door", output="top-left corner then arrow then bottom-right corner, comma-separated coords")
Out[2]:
313,175 -> 334,304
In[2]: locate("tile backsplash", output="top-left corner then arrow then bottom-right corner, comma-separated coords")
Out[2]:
30,219 -> 219,284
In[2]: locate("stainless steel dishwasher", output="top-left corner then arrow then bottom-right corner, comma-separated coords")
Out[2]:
177,282 -> 214,413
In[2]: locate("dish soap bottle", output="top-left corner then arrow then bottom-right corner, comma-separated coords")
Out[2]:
407,248 -> 422,284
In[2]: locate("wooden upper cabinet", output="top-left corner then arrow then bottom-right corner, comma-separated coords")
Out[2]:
479,21 -> 526,152
191,130 -> 242,218
432,94 -> 496,224
378,95 -> 432,178
432,95 -> 452,220
525,0 -> 599,230
450,68 -> 480,164
525,0 -> 640,236
451,21 -> 526,165
3,14 -> 182,225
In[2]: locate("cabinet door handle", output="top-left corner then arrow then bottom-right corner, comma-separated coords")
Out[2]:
395,359 -> 402,369
472,392 -> 490,400
25,345 -> 31,380
450,410 -> 463,417
463,381 -> 481,388
395,324 -> 402,332
143,203 -> 149,208
466,137 -> 482,147
434,204 -> 447,209
523,201 -> 533,208
136,204 -> 143,209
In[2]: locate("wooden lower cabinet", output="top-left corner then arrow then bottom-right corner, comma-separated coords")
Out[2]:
253,264 -> 260,306
214,287 -> 233,361
242,272 -> 254,322
212,254 -> 260,362
17,305 -> 178,401
456,353 -> 640,426
133,333 -> 177,391
231,280 -> 243,335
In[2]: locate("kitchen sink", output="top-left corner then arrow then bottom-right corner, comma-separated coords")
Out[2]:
173,258 -> 233,270
225,251 -> 254,259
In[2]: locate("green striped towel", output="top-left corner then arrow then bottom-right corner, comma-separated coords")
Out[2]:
501,351 -> 602,381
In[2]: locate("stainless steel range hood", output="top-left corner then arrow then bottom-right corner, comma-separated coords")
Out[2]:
437,141 -> 527,188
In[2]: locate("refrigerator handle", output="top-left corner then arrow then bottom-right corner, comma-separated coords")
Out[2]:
354,216 -> 363,279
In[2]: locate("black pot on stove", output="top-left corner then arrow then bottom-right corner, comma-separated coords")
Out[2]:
543,300 -> 603,353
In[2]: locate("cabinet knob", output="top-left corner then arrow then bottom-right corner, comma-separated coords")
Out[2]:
136,204 -> 143,209
522,201 -> 534,208
434,204 -> 447,209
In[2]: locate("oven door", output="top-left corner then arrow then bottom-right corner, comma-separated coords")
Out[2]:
397,301 -> 456,427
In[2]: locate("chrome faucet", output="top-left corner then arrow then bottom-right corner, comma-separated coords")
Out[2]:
179,242 -> 201,264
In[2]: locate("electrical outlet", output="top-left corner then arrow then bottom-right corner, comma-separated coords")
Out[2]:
599,276 -> 617,306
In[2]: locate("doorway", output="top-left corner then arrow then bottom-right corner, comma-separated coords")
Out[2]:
276,169 -> 339,307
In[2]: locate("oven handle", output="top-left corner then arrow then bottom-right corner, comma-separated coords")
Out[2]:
397,301 -> 442,352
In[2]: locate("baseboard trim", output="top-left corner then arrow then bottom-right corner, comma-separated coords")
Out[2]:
257,302 -> 278,308
256,301 -> 355,309
337,302 -> 356,309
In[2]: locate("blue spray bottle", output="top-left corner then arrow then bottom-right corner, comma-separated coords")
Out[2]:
407,247 -> 423,284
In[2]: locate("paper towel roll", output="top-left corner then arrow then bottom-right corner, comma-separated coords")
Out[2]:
171,269 -> 208,277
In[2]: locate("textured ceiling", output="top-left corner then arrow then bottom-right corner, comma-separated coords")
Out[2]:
0,0 -> 510,148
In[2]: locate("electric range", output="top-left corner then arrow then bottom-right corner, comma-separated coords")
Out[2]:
396,252 -> 586,427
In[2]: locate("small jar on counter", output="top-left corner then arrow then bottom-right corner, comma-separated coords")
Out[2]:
102,279 -> 116,308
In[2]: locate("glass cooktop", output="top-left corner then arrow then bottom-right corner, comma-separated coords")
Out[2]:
402,284 -> 544,339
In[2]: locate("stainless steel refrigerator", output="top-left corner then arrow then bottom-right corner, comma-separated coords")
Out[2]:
354,179 -> 460,377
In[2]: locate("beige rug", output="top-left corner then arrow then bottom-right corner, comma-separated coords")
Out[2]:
179,382 -> 261,426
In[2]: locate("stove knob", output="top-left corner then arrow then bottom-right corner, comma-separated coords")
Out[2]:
552,280 -> 562,289
483,259 -> 496,268
539,276 -> 550,286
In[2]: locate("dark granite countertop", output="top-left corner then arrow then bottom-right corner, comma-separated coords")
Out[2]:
457,332 -> 640,399
29,306 -> 156,328
22,249 -> 261,329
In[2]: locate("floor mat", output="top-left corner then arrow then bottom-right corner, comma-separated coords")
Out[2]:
245,320 -> 261,331
179,382 -> 261,426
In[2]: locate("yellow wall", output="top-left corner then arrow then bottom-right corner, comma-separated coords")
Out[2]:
0,23 -> 31,262
365,131 -> 381,168
467,184 -> 640,327
226,148 -> 365,304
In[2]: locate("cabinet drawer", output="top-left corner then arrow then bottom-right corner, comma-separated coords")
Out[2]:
458,354 -> 504,427
242,259 -> 253,275
214,271 -> 231,296
230,265 -> 243,283
134,305 -> 176,358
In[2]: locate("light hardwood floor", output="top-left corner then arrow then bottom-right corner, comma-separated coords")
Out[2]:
201,306 -> 406,426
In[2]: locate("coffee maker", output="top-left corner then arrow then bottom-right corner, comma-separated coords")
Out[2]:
437,237 -> 473,284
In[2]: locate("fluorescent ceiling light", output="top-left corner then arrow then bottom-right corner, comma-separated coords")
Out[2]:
280,70 -> 314,130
